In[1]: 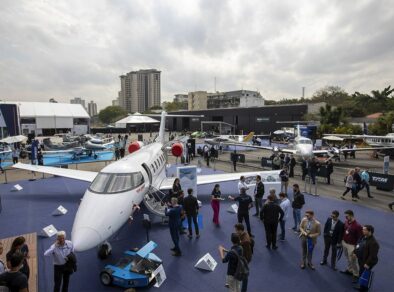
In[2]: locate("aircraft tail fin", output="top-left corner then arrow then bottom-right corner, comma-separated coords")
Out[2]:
154,111 -> 204,143
158,111 -> 167,143
242,132 -> 255,142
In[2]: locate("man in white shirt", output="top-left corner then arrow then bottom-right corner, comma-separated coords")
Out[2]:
238,176 -> 249,194
44,231 -> 74,292
279,192 -> 291,241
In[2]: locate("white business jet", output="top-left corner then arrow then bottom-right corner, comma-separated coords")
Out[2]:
13,112 -> 280,255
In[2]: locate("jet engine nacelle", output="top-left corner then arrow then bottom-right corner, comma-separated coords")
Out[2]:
171,142 -> 184,157
128,141 -> 144,154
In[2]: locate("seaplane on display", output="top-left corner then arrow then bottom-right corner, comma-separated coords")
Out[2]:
13,112 -> 281,257
0,135 -> 27,160
43,136 -> 115,160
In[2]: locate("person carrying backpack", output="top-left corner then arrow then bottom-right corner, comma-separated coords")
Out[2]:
219,233 -> 248,292
234,224 -> 253,292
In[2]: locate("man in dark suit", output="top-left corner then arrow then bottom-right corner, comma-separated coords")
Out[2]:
260,194 -> 284,250
183,188 -> 200,238
165,198 -> 183,256
253,175 -> 265,216
353,225 -> 379,291
320,210 -> 344,270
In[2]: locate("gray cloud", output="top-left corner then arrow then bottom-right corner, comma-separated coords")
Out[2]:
1,0 -> 393,110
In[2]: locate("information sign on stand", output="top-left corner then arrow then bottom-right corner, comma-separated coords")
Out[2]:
152,264 -> 167,288
41,224 -> 58,238
194,253 -> 217,271
384,156 -> 390,174
227,203 -> 238,214
52,205 -> 68,216
177,165 -> 197,197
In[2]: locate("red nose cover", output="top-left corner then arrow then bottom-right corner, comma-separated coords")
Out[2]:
171,143 -> 183,157
128,141 -> 141,154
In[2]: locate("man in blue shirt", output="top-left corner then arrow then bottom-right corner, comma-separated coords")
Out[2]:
44,231 -> 74,292
165,197 -> 183,256
360,169 -> 373,198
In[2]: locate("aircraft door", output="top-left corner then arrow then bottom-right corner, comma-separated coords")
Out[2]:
142,163 -> 153,186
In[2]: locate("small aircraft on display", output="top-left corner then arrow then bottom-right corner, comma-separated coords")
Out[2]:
323,133 -> 394,147
14,111 -> 280,256
204,131 -> 255,146
217,126 -> 392,160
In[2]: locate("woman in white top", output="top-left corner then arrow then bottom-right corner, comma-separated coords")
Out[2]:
341,169 -> 355,200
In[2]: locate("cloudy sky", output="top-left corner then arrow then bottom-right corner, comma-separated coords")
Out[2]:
1,0 -> 394,110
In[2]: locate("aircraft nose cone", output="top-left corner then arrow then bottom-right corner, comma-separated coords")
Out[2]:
72,227 -> 102,252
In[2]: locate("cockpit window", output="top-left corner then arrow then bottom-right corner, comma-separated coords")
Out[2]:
89,172 -> 144,194
299,140 -> 312,144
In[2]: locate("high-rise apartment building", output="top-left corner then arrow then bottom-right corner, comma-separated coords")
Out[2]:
118,69 -> 161,113
87,101 -> 98,117
70,97 -> 86,109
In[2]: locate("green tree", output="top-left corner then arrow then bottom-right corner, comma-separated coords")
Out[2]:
369,111 -> 394,134
163,101 -> 187,112
312,86 -> 350,104
98,106 -> 127,124
319,104 -> 343,126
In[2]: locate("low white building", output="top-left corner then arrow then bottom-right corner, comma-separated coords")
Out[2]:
15,102 -> 90,136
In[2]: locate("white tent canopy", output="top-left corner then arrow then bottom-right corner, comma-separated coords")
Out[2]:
115,112 -> 160,128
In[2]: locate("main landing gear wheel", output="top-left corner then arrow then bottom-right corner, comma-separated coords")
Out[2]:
98,242 -> 112,260
100,271 -> 113,286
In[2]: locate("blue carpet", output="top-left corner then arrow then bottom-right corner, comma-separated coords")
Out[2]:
0,166 -> 393,292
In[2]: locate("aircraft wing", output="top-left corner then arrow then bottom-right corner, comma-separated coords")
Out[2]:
340,146 -> 394,152
222,142 -> 299,155
158,170 -> 281,190
12,163 -> 98,182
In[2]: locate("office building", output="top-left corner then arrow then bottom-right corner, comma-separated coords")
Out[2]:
188,90 -> 264,110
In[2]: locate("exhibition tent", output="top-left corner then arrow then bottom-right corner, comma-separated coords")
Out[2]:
115,112 -> 159,128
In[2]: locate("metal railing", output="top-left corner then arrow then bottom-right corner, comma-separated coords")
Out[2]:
303,175 -> 319,196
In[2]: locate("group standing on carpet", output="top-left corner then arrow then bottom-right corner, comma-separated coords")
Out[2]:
164,170 -> 380,292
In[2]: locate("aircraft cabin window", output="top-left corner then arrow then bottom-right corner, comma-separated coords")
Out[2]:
89,172 -> 144,194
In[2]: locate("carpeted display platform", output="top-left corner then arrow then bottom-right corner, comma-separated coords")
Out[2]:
0,166 -> 393,292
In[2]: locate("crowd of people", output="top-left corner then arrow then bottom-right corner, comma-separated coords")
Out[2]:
164,173 -> 380,292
